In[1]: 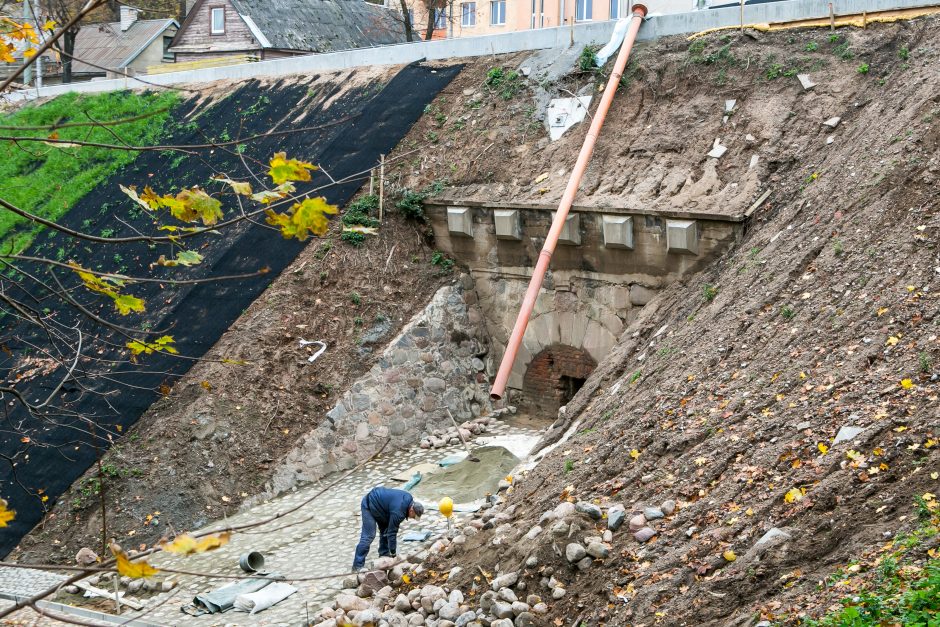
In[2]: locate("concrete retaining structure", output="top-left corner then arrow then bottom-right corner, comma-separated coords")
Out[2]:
6,0 -> 936,102
425,200 -> 745,407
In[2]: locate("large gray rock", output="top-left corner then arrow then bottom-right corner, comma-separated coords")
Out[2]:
438,602 -> 461,620
607,505 -> 626,531
492,601 -> 515,619
586,542 -> 609,559
511,601 -> 531,615
491,620 -> 514,627
352,609 -> 382,626
336,594 -> 370,612
394,594 -> 411,612
456,611 -> 478,627
634,527 -> 657,543
575,501 -> 603,520
565,543 -> 586,563
490,572 -> 518,590
497,587 -> 518,603
514,612 -> 536,627
448,589 -> 464,604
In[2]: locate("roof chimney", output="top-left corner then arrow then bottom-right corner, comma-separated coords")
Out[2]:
120,6 -> 139,31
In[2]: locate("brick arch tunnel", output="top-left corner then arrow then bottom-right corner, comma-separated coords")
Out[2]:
521,344 -> 597,414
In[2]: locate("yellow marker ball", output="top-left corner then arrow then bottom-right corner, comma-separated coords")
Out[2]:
439,497 -> 453,519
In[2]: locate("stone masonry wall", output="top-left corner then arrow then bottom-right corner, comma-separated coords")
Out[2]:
266,281 -> 490,496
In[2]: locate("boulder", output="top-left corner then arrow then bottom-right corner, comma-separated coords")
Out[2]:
607,506 -> 626,531
492,601 -> 514,619
565,543 -> 586,563
490,572 -> 518,590
497,587 -> 517,603
634,527 -> 657,543
575,502 -> 603,520
514,612 -> 536,627
586,542 -> 609,559
336,594 -> 370,613
438,601 -> 461,620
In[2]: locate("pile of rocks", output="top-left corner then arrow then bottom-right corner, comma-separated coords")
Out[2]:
419,415 -> 500,450
625,499 -> 677,544
311,558 -> 546,627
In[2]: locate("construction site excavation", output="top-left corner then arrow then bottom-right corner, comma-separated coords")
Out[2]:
0,1 -> 938,626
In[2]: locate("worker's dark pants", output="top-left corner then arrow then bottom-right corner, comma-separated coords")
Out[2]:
353,497 -> 390,570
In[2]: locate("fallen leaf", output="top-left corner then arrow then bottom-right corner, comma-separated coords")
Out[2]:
629,449 -> 641,461
900,379 -> 914,389
111,544 -> 159,578
533,173 -> 549,184
723,550 -> 737,562
784,488 -> 804,503
160,532 -> 231,555
818,443 -> 829,455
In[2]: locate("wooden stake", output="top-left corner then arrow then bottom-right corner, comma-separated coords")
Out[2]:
829,2 -> 835,30
740,0 -> 744,34
369,168 -> 375,195
378,155 -> 385,222
862,11 -> 867,28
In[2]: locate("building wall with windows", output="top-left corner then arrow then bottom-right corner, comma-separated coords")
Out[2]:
402,0 -> 695,39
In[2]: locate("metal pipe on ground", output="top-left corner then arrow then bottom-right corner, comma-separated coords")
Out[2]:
489,4 -> 648,402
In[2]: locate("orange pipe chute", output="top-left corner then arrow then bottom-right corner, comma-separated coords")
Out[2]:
490,5 -> 648,401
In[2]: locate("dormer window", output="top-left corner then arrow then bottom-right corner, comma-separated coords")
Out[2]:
211,7 -> 225,34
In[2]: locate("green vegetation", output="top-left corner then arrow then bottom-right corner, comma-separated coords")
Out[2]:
0,90 -> 179,252
898,45 -> 910,61
703,283 -> 718,302
919,351 -> 932,373
806,41 -> 819,52
484,67 -> 522,100
857,62 -> 870,74
349,291 -> 362,306
431,250 -> 455,273
806,500 -> 939,627
564,459 -> 574,473
395,180 -> 447,221
341,194 -> 381,243
578,45 -> 600,72
780,305 -> 796,320
340,231 -> 366,247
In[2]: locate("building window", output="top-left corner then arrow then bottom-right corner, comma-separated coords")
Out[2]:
461,2 -> 476,26
162,35 -> 174,60
609,0 -> 620,18
490,0 -> 506,24
575,0 -> 592,21
434,7 -> 447,28
210,7 -> 225,34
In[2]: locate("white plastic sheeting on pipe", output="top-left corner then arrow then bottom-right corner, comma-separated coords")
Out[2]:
594,18 -> 632,66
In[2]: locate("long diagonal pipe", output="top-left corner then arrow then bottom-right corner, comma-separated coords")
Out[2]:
490,4 -> 648,401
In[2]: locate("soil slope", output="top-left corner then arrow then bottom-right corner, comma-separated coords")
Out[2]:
395,18 -> 939,626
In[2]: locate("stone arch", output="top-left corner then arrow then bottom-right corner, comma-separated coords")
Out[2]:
522,344 -> 597,413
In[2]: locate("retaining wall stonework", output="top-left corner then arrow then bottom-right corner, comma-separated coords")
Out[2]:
267,282 -> 490,496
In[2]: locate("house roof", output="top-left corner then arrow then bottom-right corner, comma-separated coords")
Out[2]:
199,0 -> 406,53
71,18 -> 178,74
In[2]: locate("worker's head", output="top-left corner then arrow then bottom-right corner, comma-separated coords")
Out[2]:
408,502 -> 425,519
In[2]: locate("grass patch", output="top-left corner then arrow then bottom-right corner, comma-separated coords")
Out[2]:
0,90 -> 179,253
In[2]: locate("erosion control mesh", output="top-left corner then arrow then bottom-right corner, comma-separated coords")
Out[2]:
0,63 -> 461,556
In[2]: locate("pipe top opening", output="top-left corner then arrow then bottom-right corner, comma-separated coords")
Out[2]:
632,3 -> 648,17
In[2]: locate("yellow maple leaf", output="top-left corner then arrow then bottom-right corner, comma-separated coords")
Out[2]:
723,550 -> 737,562
925,439 -> 937,449
268,152 -> 316,185
629,449 -> 640,461
906,285 -> 916,292
745,507 -> 754,516
818,443 -> 829,455
110,544 -> 159,578
0,499 -> 15,527
266,197 -> 338,241
876,307 -> 889,316
694,456 -> 708,466
160,532 -> 231,555
900,379 -> 914,389
784,488 -> 804,503
930,472 -> 938,480
886,336 -> 900,346
401,573 -> 411,584
846,450 -> 863,461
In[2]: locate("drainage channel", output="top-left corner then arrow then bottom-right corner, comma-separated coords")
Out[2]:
98,414 -> 550,625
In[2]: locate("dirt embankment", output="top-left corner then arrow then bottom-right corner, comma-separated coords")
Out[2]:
393,18 -> 939,626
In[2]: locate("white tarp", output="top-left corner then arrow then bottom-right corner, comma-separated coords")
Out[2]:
594,18 -> 631,67
234,582 -> 298,615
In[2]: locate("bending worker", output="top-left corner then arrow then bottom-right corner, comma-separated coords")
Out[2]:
353,486 -> 424,571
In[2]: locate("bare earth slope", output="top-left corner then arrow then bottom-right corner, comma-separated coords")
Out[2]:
401,18 -> 939,626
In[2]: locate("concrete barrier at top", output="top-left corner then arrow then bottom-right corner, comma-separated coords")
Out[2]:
5,0 -> 937,101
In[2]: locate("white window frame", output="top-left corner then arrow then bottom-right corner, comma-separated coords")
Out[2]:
609,0 -> 621,18
434,7 -> 447,28
490,0 -> 506,24
461,2 -> 476,26
575,0 -> 592,21
210,7 -> 225,34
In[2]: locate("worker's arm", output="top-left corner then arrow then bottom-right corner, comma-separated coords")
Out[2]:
385,512 -> 405,556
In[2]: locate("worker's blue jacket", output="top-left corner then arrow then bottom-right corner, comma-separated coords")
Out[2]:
365,487 -> 413,555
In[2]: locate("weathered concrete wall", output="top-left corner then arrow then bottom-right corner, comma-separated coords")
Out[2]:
426,202 -> 742,400
267,283 -> 490,495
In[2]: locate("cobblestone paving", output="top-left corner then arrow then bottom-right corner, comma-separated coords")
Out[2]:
0,565 -> 66,600
117,419 -> 544,626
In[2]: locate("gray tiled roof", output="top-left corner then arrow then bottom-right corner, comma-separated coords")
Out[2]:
71,19 -> 177,74
229,0 -> 406,52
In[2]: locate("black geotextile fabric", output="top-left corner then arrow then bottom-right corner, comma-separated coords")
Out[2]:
0,62 -> 461,556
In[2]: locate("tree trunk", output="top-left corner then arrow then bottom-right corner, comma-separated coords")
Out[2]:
61,29 -> 77,84
398,0 -> 413,42
424,4 -> 435,40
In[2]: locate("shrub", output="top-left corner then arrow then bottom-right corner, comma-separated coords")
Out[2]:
702,284 -> 718,302
340,231 -> 366,247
